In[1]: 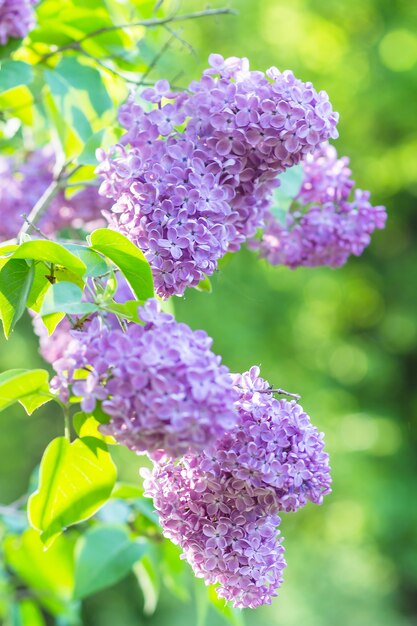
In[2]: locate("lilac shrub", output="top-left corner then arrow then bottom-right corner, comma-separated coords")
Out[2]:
51,299 -> 238,458
255,142 -> 387,267
97,54 -> 339,297
0,0 -> 37,45
0,147 -> 108,242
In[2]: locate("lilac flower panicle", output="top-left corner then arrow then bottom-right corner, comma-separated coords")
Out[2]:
32,315 -> 73,364
51,299 -> 238,458
142,455 -> 287,608
97,54 -> 339,297
0,147 -> 108,242
143,365 -> 331,607
255,142 -> 387,268
210,366 -> 332,512
0,0 -> 38,45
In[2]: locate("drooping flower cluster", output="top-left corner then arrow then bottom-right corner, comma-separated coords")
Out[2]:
0,0 -> 37,45
255,142 -> 387,268
0,147 -> 108,242
51,299 -> 237,458
97,54 -> 339,297
212,366 -> 332,512
143,365 -> 331,607
142,455 -> 287,608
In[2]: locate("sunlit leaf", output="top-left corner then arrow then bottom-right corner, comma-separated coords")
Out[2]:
195,275 -> 212,293
28,436 -> 117,547
12,240 -> 86,276
78,129 -> 105,165
52,57 -> 112,117
89,229 -> 154,300
103,300 -> 141,323
0,369 -> 50,415
73,411 -> 116,444
0,259 -> 34,337
0,60 -> 33,93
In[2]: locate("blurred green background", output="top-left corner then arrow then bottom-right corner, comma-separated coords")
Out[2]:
1,0 -> 417,624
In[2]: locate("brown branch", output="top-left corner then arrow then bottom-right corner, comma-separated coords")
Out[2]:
18,164 -> 80,238
40,7 -> 237,62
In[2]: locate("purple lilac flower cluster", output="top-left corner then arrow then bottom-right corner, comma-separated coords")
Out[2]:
0,0 -> 37,45
143,365 -> 330,607
255,142 -> 387,268
51,299 -> 237,458
97,54 -> 339,297
142,455 -> 286,608
0,147 -> 108,242
216,366 -> 332,512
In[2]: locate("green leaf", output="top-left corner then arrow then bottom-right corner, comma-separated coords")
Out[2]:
195,275 -> 212,293
0,259 -> 35,337
70,105 -> 93,142
195,577 -> 210,626
73,525 -> 147,599
207,585 -> 245,626
0,60 -> 33,93
111,482 -> 144,500
28,436 -> 117,547
78,129 -> 105,165
278,164 -> 304,198
0,38 -> 22,60
103,300 -> 141,323
12,240 -> 86,276
89,229 -> 154,300
73,411 -> 116,444
271,164 -> 304,225
4,529 -> 75,616
53,57 -> 112,117
0,369 -> 50,415
134,559 -> 159,616
40,282 -> 98,316
61,244 -> 108,277
13,599 -> 46,626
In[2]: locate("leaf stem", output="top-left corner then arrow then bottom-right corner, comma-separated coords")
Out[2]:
63,406 -> 72,441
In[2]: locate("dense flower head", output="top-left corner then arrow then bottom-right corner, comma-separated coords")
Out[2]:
201,366 -> 332,513
51,299 -> 238,457
142,454 -> 286,608
255,142 -> 387,268
97,54 -> 339,297
0,147 -> 108,242
0,0 -> 38,45
142,365 -> 330,607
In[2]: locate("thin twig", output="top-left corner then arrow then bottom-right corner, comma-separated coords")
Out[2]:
21,214 -> 50,240
40,8 -> 237,62
138,33 -> 176,86
18,179 -> 62,239
18,163 -> 80,238
237,385 -> 301,401
163,24 -> 196,57
265,387 -> 301,401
